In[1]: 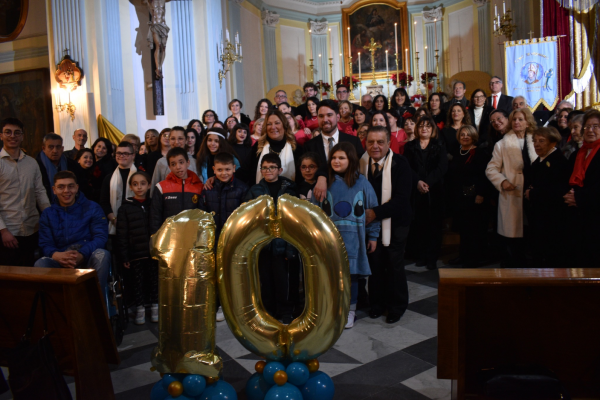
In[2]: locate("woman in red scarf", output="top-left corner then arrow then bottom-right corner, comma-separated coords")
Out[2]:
564,110 -> 600,266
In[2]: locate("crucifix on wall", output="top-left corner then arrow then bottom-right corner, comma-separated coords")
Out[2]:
143,0 -> 171,115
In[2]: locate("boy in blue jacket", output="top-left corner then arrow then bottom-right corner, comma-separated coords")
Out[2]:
35,171 -> 110,305
245,153 -> 299,324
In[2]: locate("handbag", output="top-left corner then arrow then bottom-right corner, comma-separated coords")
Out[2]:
7,291 -> 73,400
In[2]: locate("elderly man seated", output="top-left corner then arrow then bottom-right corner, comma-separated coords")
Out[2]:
35,171 -> 110,304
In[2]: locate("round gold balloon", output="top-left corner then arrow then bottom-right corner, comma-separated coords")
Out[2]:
150,209 -> 223,378
217,195 -> 350,362
307,359 -> 319,373
255,361 -> 266,373
168,381 -> 184,397
274,371 -> 288,386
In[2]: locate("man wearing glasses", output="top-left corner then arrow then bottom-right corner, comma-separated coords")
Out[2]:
486,76 -> 513,114
274,90 -> 298,116
336,85 -> 357,112
36,132 -> 79,201
0,118 -> 51,266
100,141 -> 137,235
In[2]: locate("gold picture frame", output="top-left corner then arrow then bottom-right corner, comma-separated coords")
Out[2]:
0,0 -> 29,43
342,0 -> 410,81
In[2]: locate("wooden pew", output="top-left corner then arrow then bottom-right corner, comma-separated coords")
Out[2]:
0,266 -> 120,399
438,268 -> 600,399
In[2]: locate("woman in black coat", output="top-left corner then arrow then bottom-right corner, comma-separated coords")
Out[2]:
526,127 -> 570,268
448,125 -> 489,268
90,138 -> 118,203
404,116 -> 448,269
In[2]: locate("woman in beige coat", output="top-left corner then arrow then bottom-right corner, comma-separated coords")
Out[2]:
486,108 -> 538,267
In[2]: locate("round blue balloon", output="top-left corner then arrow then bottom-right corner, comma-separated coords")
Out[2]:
162,374 -> 178,391
245,373 -> 272,400
165,396 -> 193,400
151,380 -> 170,400
263,362 -> 286,386
285,363 -> 309,387
264,383 -> 303,400
300,371 -> 335,400
183,374 -> 206,397
199,380 -> 238,400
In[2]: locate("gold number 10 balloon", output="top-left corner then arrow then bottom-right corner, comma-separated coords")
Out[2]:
151,195 -> 350,375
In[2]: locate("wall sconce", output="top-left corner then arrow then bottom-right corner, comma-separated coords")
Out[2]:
54,50 -> 83,122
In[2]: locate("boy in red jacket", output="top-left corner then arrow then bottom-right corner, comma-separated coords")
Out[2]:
150,147 -> 203,234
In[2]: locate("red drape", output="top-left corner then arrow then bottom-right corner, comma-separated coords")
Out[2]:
542,0 -> 572,99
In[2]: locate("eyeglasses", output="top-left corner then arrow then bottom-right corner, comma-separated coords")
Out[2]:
2,130 -> 23,137
473,95 -> 486,99
275,94 -> 287,98
205,114 -> 214,117
301,165 -> 317,171
55,184 -> 77,192
260,166 -> 279,172
115,152 -> 133,157
490,81 -> 502,85
583,125 -> 600,131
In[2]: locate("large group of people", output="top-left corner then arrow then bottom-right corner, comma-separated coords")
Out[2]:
1,74 -> 599,329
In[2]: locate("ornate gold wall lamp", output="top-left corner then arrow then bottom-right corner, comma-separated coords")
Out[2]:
54,50 -> 83,122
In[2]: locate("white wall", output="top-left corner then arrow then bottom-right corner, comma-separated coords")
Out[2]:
20,0 -> 48,39
240,6 -> 265,108
448,6 -> 474,76
280,25 -> 306,86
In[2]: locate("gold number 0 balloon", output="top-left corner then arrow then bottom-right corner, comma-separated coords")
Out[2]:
217,194 -> 351,362
150,209 -> 222,377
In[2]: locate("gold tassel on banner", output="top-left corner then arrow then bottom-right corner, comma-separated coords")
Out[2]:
97,114 -> 125,144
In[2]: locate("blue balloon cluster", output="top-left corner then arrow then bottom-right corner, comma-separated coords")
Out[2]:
246,361 -> 334,400
150,374 -> 237,400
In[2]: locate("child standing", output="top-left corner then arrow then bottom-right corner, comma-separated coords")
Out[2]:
199,152 -> 248,322
150,147 -> 204,234
297,152 -> 320,201
115,171 -> 158,324
317,142 -> 380,329
245,153 -> 299,324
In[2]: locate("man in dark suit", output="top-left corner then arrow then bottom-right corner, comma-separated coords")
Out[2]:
273,90 -> 298,115
362,125 -> 412,324
63,129 -> 88,160
486,76 -> 513,114
441,81 -> 470,115
303,99 -> 364,202
295,82 -> 318,120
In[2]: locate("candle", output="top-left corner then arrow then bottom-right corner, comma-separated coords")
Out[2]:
394,23 -> 398,56
424,46 -> 427,77
339,53 -> 343,76
328,28 -> 332,59
347,27 -> 351,58
434,18 -> 438,50
226,29 -> 230,42
413,21 -> 418,53
309,29 -> 312,62
495,4 -> 498,16
498,15 -> 501,25
385,50 -> 389,76
503,1 -> 506,14
405,48 -> 408,72
358,52 -> 361,80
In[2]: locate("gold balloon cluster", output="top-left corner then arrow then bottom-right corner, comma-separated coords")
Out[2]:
150,194 -> 350,376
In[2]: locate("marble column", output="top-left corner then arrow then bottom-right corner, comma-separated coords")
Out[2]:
476,0 -> 492,74
105,0 -> 126,132
309,20 -> 328,85
206,0 -> 227,119
171,0 -> 199,122
228,0 -> 245,105
262,9 -> 279,91
423,6 -> 444,90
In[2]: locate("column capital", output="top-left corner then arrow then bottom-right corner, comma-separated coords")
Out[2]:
473,0 -> 489,6
422,5 -> 443,23
309,19 -> 328,35
261,9 -> 280,27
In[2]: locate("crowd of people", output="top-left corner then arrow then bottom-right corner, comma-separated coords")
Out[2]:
1,74 -> 599,328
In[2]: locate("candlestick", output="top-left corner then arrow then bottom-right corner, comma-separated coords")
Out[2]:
435,49 -> 441,92
358,52 -> 361,81
308,29 -> 313,72
394,23 -> 398,56
415,51 -> 422,95
309,58 -> 314,82
434,18 -> 438,50
359,80 -> 362,106
348,54 -> 356,100
329,58 -> 335,99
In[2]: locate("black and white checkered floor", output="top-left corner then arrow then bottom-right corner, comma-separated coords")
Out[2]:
1,261 -> 454,400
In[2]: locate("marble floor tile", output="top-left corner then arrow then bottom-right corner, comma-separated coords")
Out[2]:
319,362 -> 363,377
402,337 -> 439,366
401,315 -> 438,338
408,298 -> 439,317
401,367 -> 451,400
110,362 -> 161,394
408,281 -> 438,303
334,329 -> 401,364
217,337 -> 252,360
117,330 -> 158,353
369,325 -> 429,352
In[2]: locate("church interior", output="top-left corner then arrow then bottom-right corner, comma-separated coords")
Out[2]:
0,0 -> 599,399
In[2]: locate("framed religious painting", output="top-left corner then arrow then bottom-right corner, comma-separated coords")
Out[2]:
342,0 -> 410,81
0,0 -> 29,43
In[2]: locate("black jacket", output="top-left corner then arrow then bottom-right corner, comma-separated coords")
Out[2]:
303,131 -> 365,180
468,106 -> 494,145
199,178 -> 248,236
485,94 -> 514,114
145,150 -> 164,180
441,98 -> 470,116
529,149 -> 570,216
115,197 -> 151,264
366,153 -> 413,227
572,147 -> 600,235
89,156 -> 118,203
36,153 -> 79,201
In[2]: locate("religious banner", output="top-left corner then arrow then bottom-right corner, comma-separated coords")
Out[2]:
505,37 -> 560,111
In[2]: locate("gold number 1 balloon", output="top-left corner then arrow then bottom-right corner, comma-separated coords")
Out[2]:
150,209 -> 222,377
217,194 -> 350,362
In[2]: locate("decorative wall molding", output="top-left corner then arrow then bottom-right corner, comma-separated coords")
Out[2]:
423,6 -> 443,23
309,19 -> 328,35
261,9 -> 280,27
232,0 -> 245,4
473,0 -> 489,6
0,46 -> 48,63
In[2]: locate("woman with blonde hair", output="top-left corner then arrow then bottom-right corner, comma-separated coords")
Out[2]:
486,107 -> 538,267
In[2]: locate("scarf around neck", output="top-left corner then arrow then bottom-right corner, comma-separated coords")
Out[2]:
569,140 -> 600,187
